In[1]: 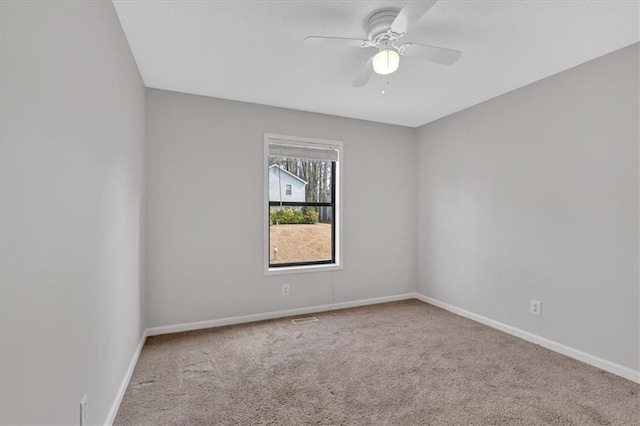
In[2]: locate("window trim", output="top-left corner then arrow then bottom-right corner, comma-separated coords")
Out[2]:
264,133 -> 343,276
285,184 -> 292,195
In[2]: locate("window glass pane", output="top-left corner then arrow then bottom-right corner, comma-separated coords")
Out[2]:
268,157 -> 332,203
269,206 -> 333,265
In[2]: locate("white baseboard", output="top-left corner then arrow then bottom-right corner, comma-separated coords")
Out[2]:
414,293 -> 640,384
104,329 -> 148,426
146,293 -> 417,336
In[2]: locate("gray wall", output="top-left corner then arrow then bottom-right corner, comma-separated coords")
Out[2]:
1,2 -> 146,424
1,5 -> 637,425
417,44 -> 639,370
145,89 -> 417,327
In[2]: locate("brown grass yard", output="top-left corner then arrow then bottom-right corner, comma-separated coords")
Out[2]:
269,223 -> 332,264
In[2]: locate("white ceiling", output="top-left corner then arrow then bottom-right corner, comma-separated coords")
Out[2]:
113,0 -> 639,128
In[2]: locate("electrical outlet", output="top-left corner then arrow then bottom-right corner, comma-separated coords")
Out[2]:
282,284 -> 290,296
530,299 -> 542,317
80,395 -> 88,426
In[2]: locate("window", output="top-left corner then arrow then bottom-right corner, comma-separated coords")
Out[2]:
265,134 -> 342,273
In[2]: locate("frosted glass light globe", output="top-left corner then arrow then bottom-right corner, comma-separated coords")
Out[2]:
372,49 -> 400,75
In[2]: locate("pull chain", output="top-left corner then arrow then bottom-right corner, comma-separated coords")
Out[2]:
382,68 -> 390,95
382,41 -> 391,95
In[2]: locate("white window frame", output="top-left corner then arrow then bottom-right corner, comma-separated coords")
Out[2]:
285,184 -> 292,196
264,133 -> 343,276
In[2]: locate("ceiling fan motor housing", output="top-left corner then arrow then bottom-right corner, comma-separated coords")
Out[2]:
366,10 -> 401,46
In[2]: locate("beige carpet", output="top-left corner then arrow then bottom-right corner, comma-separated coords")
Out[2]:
115,300 -> 639,425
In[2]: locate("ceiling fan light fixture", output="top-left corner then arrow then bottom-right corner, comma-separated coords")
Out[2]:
372,49 -> 400,75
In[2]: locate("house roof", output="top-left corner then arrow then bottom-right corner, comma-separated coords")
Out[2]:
269,164 -> 308,185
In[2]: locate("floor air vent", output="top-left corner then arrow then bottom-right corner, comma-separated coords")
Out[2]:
291,316 -> 318,324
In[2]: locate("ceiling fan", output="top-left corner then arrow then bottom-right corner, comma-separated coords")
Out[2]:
304,1 -> 461,87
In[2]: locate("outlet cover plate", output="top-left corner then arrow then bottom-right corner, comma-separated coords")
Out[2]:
530,299 -> 542,317
80,395 -> 88,425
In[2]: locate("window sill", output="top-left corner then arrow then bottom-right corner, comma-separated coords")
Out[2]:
265,263 -> 342,276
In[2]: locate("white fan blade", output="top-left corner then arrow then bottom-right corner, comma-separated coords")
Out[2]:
400,42 -> 461,65
304,36 -> 369,48
352,56 -> 375,87
390,1 -> 438,35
